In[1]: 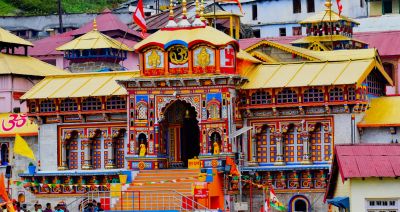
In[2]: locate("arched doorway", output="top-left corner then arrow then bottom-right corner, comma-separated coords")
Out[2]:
289,195 -> 310,212
1,143 -> 9,165
161,100 -> 200,168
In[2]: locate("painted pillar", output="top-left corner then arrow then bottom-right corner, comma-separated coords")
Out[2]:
154,124 -> 159,155
274,132 -> 285,165
81,138 -> 92,170
301,131 -> 312,164
105,138 -> 115,169
59,139 -> 68,170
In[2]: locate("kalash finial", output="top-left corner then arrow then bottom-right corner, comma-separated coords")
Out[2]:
93,19 -> 98,31
165,0 -> 178,28
324,0 -> 332,11
200,0 -> 206,22
177,0 -> 191,27
192,0 -> 205,27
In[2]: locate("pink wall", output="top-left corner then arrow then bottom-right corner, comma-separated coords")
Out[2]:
0,76 -> 36,113
120,52 -> 139,71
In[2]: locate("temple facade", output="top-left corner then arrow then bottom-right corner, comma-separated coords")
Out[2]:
18,0 -> 395,211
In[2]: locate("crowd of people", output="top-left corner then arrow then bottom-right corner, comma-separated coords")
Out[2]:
7,199 -> 104,212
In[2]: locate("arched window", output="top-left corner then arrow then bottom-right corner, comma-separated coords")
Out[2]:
60,99 -> 78,112
277,89 -> 298,103
136,101 -> 148,120
40,100 -> 56,112
294,199 -> 307,212
251,91 -> 272,104
82,97 -> 102,111
0,143 -> 9,165
329,87 -> 344,101
207,103 -> 220,119
289,195 -> 310,212
210,132 -> 222,154
29,102 -> 36,113
106,96 -> 126,110
303,88 -> 324,102
348,87 -> 356,101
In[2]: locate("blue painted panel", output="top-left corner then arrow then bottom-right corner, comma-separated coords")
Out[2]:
206,93 -> 222,103
135,95 -> 149,103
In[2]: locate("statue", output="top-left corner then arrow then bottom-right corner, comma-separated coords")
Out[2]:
213,141 -> 220,155
139,143 -> 146,156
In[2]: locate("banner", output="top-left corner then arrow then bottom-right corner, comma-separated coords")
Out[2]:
0,113 -> 38,137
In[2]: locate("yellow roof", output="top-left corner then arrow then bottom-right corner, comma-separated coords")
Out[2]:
0,113 -> 38,137
21,71 -> 139,100
358,97 -> 400,127
299,10 -> 359,25
56,30 -> 133,51
0,53 -> 67,76
291,35 -> 365,45
250,51 -> 278,63
300,48 -> 380,61
203,11 -> 243,17
0,27 -> 33,46
237,50 -> 261,63
241,59 -> 392,89
134,26 -> 237,51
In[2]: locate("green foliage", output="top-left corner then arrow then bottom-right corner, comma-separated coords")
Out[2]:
1,0 -> 126,16
28,162 -> 34,166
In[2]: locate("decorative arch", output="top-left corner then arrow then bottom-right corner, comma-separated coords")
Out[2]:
288,195 -> 311,212
206,98 -> 221,119
136,101 -> 148,120
157,95 -> 201,122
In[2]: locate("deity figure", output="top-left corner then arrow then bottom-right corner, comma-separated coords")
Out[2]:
213,141 -> 220,155
139,143 -> 146,156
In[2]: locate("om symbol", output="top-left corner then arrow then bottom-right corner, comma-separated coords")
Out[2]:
168,45 -> 188,65
1,114 -> 27,131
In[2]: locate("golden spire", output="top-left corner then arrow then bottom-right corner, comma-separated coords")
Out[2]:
195,0 -> 200,18
200,0 -> 205,21
169,0 -> 174,19
324,0 -> 332,11
93,19 -> 98,31
182,0 -> 187,18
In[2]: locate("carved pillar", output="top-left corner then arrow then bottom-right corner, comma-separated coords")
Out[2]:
105,138 -> 115,169
81,138 -> 92,170
59,139 -> 68,170
154,125 -> 159,155
301,131 -> 312,164
274,132 -> 285,166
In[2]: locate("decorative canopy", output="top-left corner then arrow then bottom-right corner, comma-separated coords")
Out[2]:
0,27 -> 33,47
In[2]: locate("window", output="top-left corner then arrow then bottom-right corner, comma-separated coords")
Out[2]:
82,97 -> 102,111
366,73 -> 385,96
383,0 -> 393,14
293,0 -> 301,13
60,99 -> 78,112
303,88 -> 324,102
251,91 -> 272,104
279,28 -> 287,37
207,103 -> 221,119
366,199 -> 398,212
0,143 -> 9,165
136,101 -> 148,120
293,26 -> 302,36
277,89 -> 298,103
29,102 -> 36,113
252,4 -> 258,20
106,96 -> 126,110
40,100 -> 56,113
253,29 -> 261,38
307,0 -> 315,13
360,0 -> 364,8
348,87 -> 356,101
329,88 -> 344,101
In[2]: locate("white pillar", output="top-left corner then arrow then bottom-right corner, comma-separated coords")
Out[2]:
301,131 -> 312,164
105,139 -> 116,169
81,139 -> 92,170
274,132 -> 285,166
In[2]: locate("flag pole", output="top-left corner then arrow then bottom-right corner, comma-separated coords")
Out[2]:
213,0 -> 217,28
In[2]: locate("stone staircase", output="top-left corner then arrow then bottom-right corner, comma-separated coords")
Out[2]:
112,169 -> 206,211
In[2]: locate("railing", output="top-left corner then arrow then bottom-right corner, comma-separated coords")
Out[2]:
67,189 -> 209,212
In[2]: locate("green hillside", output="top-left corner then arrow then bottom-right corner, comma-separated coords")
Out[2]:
0,0 -> 126,16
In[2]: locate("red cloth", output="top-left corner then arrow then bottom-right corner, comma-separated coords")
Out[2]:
133,0 -> 147,37
225,156 -> 239,176
336,0 -> 343,16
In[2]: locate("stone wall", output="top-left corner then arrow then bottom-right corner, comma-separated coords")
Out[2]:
333,113 -> 364,144
69,61 -> 124,73
38,124 -> 58,171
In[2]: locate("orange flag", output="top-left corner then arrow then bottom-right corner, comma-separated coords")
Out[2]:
0,174 -> 14,212
226,156 -> 239,176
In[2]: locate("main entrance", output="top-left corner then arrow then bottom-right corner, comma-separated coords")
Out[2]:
160,100 -> 200,168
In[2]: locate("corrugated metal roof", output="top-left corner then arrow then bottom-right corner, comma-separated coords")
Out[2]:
241,59 -> 392,89
358,96 -> 400,127
21,71 -> 139,100
0,27 -> 33,46
335,144 -> 400,179
299,10 -> 359,25
0,53 -> 67,76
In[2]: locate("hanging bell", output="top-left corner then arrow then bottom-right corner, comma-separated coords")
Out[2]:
184,109 -> 190,119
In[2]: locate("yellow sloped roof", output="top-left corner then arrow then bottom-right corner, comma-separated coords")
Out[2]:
358,97 -> 400,127
291,35 -> 365,45
237,50 -> 261,63
0,53 -> 67,76
203,11 -> 243,17
250,51 -> 278,63
134,26 -> 237,51
299,10 -> 359,25
241,59 -> 391,89
21,71 -> 139,100
56,30 -> 133,51
0,27 -> 33,46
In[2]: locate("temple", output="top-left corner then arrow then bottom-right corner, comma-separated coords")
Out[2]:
18,0 -> 394,211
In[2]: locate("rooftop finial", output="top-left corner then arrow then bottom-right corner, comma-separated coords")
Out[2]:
165,0 -> 178,28
195,0 -> 200,18
93,19 -> 98,31
182,0 -> 187,18
200,0 -> 205,22
324,0 -> 332,11
192,0 -> 206,27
